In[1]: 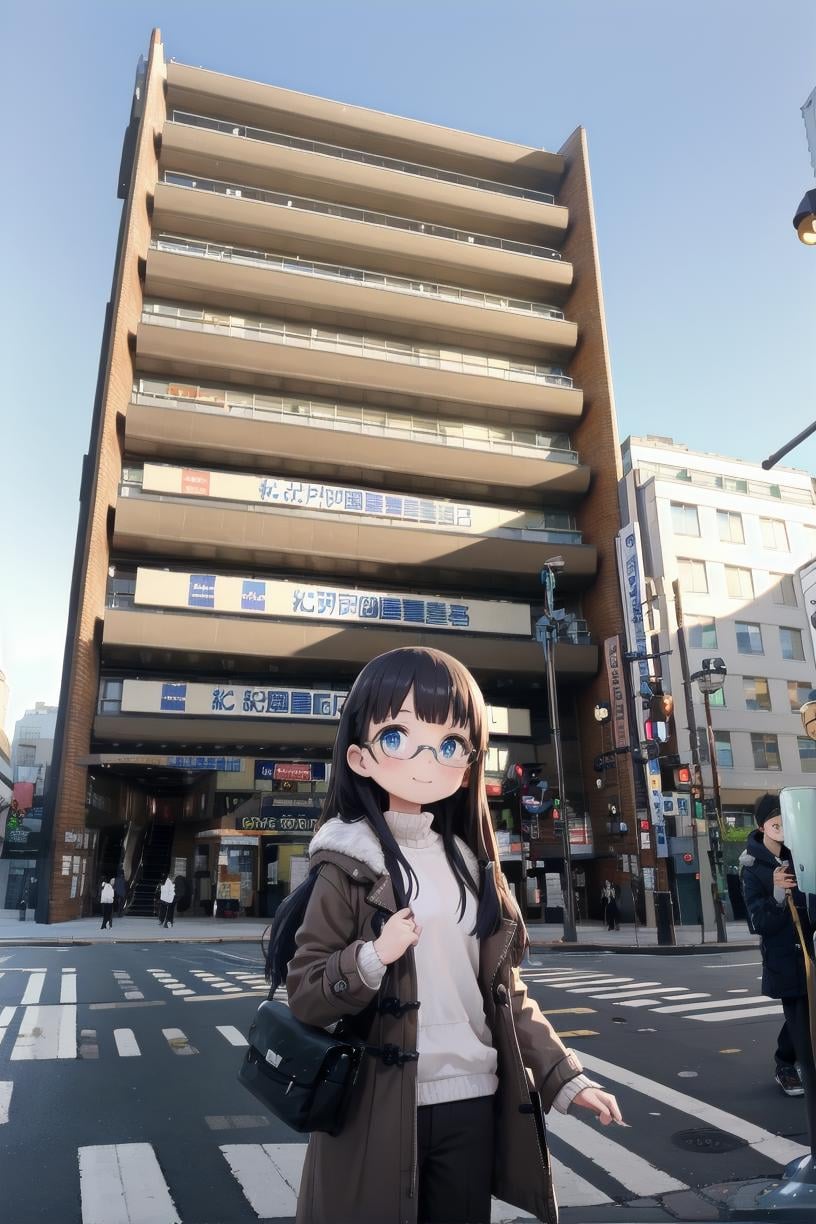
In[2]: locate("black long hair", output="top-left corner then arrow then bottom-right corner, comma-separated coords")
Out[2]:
265,647 -> 516,986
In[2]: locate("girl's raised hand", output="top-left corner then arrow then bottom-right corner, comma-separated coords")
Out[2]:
572,1087 -> 625,1126
373,907 -> 421,965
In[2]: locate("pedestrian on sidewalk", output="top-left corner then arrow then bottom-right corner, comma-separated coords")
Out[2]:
100,879 -> 114,930
113,871 -> 127,916
160,875 -> 176,928
740,793 -> 814,1116
601,880 -> 619,931
264,647 -> 623,1224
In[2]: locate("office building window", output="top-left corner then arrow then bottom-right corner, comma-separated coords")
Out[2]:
736,621 -> 764,654
798,737 -> 816,772
671,503 -> 700,536
789,680 -> 814,711
717,510 -> 745,544
678,558 -> 708,593
751,732 -> 781,770
760,518 -> 789,551
714,732 -> 734,768
743,676 -> 771,711
685,616 -> 717,649
780,626 -> 805,661
771,573 -> 798,607
725,566 -> 754,599
98,679 -> 124,715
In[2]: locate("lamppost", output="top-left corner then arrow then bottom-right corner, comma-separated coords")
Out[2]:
536,556 -> 577,943
690,656 -> 728,943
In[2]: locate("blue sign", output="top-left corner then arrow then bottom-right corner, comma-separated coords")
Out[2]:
241,580 -> 266,612
188,575 -> 216,608
160,683 -> 187,712
256,477 -> 472,529
167,756 -> 242,772
291,588 -> 469,628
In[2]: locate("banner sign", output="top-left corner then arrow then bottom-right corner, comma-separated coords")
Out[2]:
799,559 -> 816,668
236,814 -> 319,833
167,756 -> 242,772
255,761 -> 327,782
134,568 -> 530,636
615,524 -> 650,699
603,635 -> 631,751
647,758 -> 668,857
140,463 -> 570,542
2,783 -> 42,858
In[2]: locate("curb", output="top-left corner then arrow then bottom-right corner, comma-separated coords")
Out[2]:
528,939 -> 757,956
0,935 -> 265,947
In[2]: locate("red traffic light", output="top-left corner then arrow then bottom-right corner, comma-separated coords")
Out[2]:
639,819 -> 650,832
673,766 -> 692,792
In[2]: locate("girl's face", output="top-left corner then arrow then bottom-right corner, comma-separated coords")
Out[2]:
347,687 -> 473,814
763,814 -> 784,843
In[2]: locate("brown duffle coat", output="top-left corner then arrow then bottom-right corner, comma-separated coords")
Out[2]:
286,818 -> 585,1224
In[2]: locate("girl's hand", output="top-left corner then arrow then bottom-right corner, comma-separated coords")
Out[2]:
572,1087 -> 624,1126
373,907 -> 421,965
773,866 -> 797,892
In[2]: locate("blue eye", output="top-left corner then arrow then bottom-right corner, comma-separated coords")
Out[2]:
439,735 -> 465,760
380,728 -> 405,754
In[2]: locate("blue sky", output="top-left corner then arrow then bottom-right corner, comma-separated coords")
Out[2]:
0,0 -> 813,732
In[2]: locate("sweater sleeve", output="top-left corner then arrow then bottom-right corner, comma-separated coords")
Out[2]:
356,940 -> 387,989
551,1072 -> 601,1114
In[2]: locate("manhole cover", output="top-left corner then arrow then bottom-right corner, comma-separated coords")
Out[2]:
672,1127 -> 749,1154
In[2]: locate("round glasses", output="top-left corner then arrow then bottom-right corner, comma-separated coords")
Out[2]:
363,727 -> 477,769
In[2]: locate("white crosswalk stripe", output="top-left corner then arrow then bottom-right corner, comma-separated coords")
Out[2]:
78,1143 -> 181,1224
692,1004 -> 784,1022
113,1028 -> 141,1057
547,1110 -> 686,1196
0,1081 -> 12,1125
10,1006 -> 76,1060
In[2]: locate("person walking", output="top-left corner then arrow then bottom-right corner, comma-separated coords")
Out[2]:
100,879 -> 114,930
741,793 -> 814,1128
160,875 -> 176,928
601,880 -> 619,931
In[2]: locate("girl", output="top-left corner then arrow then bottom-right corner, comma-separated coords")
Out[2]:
266,647 -> 622,1224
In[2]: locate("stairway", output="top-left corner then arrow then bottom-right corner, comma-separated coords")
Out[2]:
126,823 -> 174,916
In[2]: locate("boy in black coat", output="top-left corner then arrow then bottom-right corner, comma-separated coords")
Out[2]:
741,792 -> 815,1145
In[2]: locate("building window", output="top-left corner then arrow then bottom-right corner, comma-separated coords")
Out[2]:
751,732 -> 781,770
725,566 -> 754,599
714,731 -> 734,768
780,626 -> 805,661
803,524 -> 816,556
771,574 -> 798,607
788,680 -> 814,711
760,517 -> 789,551
717,510 -> 745,544
671,503 -> 700,536
686,616 -> 718,649
743,676 -> 772,711
98,679 -> 124,715
736,621 -> 764,654
798,737 -> 816,773
678,558 -> 708,593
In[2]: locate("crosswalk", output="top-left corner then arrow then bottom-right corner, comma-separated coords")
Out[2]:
521,965 -> 782,1024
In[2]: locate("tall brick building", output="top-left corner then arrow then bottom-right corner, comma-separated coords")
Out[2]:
40,30 -> 643,924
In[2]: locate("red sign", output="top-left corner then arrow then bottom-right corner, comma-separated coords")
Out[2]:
181,468 -> 211,496
273,763 -> 314,782
682,853 -> 694,864
12,782 -> 34,811
485,781 -> 503,797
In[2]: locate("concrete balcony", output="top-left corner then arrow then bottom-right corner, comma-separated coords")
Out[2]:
135,315 -> 584,424
144,242 -> 578,362
151,181 -> 573,299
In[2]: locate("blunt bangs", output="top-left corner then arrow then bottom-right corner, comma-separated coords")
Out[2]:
353,648 -> 485,748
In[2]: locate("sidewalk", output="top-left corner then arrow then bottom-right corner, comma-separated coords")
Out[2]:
525,918 -> 758,954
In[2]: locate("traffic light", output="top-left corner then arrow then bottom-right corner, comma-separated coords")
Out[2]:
639,818 -> 651,832
502,762 -> 542,796
673,766 -> 692,792
632,741 -> 660,763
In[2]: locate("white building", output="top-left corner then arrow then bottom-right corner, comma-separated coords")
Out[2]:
620,436 -> 816,827
11,702 -> 58,797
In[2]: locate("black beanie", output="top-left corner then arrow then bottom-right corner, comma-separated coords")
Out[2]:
754,792 -> 780,828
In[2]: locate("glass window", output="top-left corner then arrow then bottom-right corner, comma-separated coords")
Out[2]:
803,525 -> 816,556
743,676 -> 771,711
788,680 -> 814,711
671,503 -> 700,536
751,733 -> 781,770
686,616 -> 717,649
771,574 -> 798,607
723,477 -> 748,494
725,566 -> 754,599
678,558 -> 708,593
760,518 -> 789,550
798,737 -> 816,773
714,732 -> 734,768
717,510 -> 744,544
707,687 -> 726,707
736,622 -> 764,654
780,626 -> 805,661
99,679 -> 123,715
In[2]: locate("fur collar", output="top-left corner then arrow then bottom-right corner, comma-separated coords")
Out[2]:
309,816 -> 480,885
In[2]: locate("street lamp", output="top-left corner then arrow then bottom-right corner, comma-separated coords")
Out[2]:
793,188 -> 816,245
690,657 -> 728,942
799,690 -> 816,740
536,555 -> 578,943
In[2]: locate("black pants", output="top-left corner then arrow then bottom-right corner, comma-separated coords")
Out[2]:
100,903 -> 113,929
782,996 -> 816,1151
417,1095 -> 494,1224
777,1019 -> 797,1067
163,900 -> 175,927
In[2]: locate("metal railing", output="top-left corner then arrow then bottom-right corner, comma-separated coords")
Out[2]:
170,110 -> 556,205
161,171 -> 563,262
152,234 -> 567,321
141,305 -> 575,389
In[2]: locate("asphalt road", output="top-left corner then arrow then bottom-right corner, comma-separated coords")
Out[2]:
0,941 -> 805,1223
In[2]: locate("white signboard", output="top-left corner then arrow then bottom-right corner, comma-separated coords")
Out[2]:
134,568 -> 531,637
799,559 -> 816,670
544,873 -> 564,909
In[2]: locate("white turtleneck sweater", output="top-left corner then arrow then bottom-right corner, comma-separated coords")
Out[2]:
356,810 -> 595,1113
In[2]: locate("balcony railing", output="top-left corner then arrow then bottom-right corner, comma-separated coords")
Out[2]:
161,172 -> 563,262
152,234 -> 567,322
132,382 -> 580,464
141,303 -> 575,389
169,110 -> 557,205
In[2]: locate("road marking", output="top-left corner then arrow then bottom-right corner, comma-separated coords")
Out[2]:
542,1007 -> 597,1016
114,1029 -> 141,1057
217,1025 -> 249,1047
593,986 -> 699,1000
556,1029 -> 599,1038
221,1142 -> 302,1217
653,994 -> 772,1014
703,961 -> 761,968
0,1082 -> 12,1125
21,971 -> 46,1005
91,1000 -> 165,1011
60,972 -> 77,1004
10,1006 -> 76,1060
565,979 -> 640,993
547,1155 -> 610,1207
170,989 -> 195,996
577,1050 -> 809,1166
0,1006 -> 15,1049
185,990 -> 267,1003
162,1027 -> 198,1055
78,1143 -> 181,1224
206,1115 -> 269,1130
546,1111 -> 686,1196
618,994 -> 711,1008
693,1005 -> 784,1022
